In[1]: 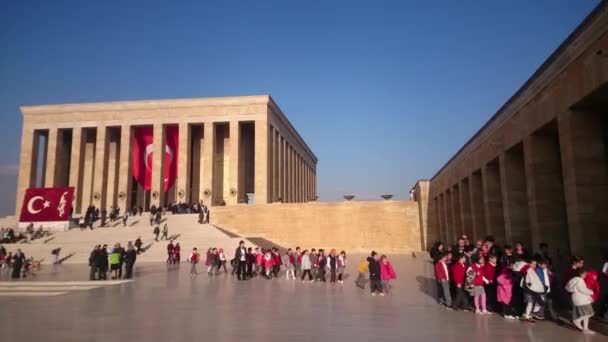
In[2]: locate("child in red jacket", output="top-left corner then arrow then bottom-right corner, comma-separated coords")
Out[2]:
469,256 -> 490,314
451,253 -> 468,311
435,252 -> 452,308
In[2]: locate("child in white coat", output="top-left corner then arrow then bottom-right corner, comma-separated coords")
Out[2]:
566,268 -> 596,334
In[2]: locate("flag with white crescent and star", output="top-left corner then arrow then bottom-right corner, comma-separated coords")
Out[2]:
132,126 -> 179,192
19,187 -> 74,222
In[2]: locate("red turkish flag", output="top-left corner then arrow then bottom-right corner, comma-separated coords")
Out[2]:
132,127 -> 153,191
19,187 -> 74,222
164,126 -> 178,192
132,126 -> 178,192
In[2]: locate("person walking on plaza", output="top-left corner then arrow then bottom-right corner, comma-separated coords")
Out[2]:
218,248 -> 228,274
355,257 -> 369,289
284,249 -> 296,280
380,254 -> 397,295
337,251 -> 347,284
368,251 -> 382,296
167,240 -> 174,264
124,242 -> 137,279
98,245 -> 109,280
235,241 -> 247,280
301,250 -> 313,282
11,249 -> 25,279
109,245 -> 121,280
316,249 -> 327,282
161,224 -> 169,240
435,252 -> 452,307
327,249 -> 338,284
174,242 -> 181,263
189,248 -> 200,276
153,225 -> 160,242
89,245 -> 100,280
122,211 -> 129,227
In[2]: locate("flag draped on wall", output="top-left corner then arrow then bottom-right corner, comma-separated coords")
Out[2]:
132,126 -> 178,192
19,187 -> 74,222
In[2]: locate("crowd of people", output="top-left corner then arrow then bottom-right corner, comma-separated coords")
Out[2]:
88,242 -> 137,280
431,235 -> 606,334
0,246 -> 34,279
184,241 -> 398,296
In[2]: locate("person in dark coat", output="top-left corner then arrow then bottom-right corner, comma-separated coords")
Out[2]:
234,241 -> 247,280
98,245 -> 109,280
124,242 -> 137,279
89,245 -> 100,280
12,249 -> 26,279
368,251 -> 382,295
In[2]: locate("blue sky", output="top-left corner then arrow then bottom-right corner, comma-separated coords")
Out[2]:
0,0 -> 599,215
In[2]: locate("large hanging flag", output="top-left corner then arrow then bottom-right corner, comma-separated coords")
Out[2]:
164,126 -> 179,192
20,187 -> 74,222
132,126 -> 178,192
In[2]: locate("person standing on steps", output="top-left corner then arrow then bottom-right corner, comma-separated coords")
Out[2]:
124,242 -> 137,279
161,224 -> 169,240
235,241 -> 247,280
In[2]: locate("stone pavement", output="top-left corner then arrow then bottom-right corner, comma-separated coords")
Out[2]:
0,255 -> 604,342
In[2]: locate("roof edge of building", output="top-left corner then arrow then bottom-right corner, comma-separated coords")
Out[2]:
20,94 -> 272,115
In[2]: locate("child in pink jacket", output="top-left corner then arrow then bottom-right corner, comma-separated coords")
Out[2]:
497,266 -> 516,319
380,255 -> 397,296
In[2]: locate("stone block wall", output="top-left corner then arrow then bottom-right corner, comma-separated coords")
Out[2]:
211,201 -> 421,253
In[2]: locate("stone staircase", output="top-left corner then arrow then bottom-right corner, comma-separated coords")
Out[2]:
2,214 -> 252,264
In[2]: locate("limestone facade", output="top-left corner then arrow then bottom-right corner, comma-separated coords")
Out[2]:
416,3 -> 608,264
211,201 -> 421,253
16,95 -> 317,215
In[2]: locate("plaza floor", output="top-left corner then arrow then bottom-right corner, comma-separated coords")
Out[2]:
0,255 -> 605,342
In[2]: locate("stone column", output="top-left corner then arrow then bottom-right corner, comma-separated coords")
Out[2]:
68,128 -> 83,213
287,144 -> 292,202
451,185 -> 462,237
523,131 -> 569,257
499,148 -> 531,247
442,192 -> 451,242
43,128 -> 58,187
481,161 -> 506,242
116,125 -> 132,213
278,134 -> 283,202
558,111 -> 608,264
16,127 -> 35,216
176,122 -> 191,204
150,124 -> 165,207
227,121 -> 240,205
459,178 -> 473,239
254,120 -> 269,204
202,123 -> 214,205
296,154 -> 300,202
92,126 -> 108,209
469,171 -> 485,241
105,134 -> 119,208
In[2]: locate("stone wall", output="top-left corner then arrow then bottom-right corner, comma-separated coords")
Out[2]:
211,201 -> 421,253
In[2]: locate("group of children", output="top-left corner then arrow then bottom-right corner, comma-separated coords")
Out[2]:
187,245 -> 399,296
357,251 -> 397,296
431,235 -> 606,335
